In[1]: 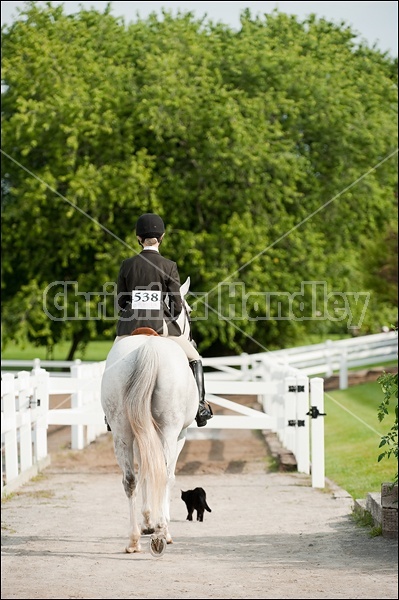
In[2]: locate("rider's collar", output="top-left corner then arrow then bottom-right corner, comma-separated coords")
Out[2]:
142,247 -> 159,252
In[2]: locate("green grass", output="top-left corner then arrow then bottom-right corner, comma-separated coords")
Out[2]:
324,381 -> 397,500
1,339 -> 113,361
351,505 -> 383,537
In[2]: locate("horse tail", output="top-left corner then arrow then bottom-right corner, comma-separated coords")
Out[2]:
124,339 -> 167,519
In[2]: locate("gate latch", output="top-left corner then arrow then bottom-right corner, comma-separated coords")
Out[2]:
306,406 -> 326,419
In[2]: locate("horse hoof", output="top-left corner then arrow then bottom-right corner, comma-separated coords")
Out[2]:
149,535 -> 167,557
125,545 -> 141,553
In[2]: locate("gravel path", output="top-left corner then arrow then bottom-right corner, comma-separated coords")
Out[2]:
1,428 -> 398,599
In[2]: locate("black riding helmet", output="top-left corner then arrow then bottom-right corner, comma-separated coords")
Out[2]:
135,213 -> 165,239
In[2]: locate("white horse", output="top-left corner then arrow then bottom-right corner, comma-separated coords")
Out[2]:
101,277 -> 198,555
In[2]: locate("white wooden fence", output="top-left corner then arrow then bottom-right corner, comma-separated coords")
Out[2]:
1,367 -> 51,495
263,331 -> 397,388
1,357 -> 325,497
1,362 -> 107,496
202,331 -> 398,388
2,332 -> 396,497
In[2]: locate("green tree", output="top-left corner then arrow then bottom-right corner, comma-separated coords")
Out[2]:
2,2 -> 159,357
2,3 -> 398,358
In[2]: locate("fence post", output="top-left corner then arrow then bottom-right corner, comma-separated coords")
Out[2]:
85,364 -> 97,445
283,376 -> 296,453
275,367 -> 286,442
310,377 -> 325,488
325,339 -> 333,377
17,371 -> 33,474
2,373 -> 19,490
339,352 -> 348,390
70,363 -> 85,450
264,362 -> 275,424
240,352 -> 250,380
295,374 -> 310,475
31,367 -> 49,461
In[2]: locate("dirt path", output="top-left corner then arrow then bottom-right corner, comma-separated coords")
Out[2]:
1,417 -> 398,599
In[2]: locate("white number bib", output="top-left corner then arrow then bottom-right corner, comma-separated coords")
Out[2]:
132,290 -> 162,310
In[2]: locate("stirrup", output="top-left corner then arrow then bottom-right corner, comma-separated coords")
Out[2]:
196,401 -> 213,427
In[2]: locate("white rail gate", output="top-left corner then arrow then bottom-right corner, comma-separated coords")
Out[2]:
1,356 -> 327,497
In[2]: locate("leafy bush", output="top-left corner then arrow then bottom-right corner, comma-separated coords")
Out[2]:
377,369 -> 398,485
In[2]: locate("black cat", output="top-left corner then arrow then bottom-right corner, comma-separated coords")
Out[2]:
181,487 -> 212,522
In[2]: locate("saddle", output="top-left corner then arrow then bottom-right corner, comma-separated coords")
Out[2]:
131,327 -> 160,337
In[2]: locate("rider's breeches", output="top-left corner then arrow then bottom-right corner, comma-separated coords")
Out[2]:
167,335 -> 200,362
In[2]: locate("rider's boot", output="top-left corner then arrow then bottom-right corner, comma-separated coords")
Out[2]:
189,359 -> 213,427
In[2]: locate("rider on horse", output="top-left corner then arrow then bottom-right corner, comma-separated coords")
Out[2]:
115,213 -> 213,428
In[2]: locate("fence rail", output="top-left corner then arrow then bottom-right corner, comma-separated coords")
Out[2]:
2,332 -> 396,497
203,331 -> 397,388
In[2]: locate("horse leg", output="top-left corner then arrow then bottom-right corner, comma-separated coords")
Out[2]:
162,482 -> 173,544
139,452 -> 169,557
140,472 -> 170,546
138,479 -> 169,546
113,435 -> 142,553
161,434 -> 187,544
140,475 -> 156,535
141,475 -> 169,558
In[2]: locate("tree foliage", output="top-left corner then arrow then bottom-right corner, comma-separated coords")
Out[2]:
2,2 -> 398,358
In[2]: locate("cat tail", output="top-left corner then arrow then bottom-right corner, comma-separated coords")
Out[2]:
204,500 -> 212,513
